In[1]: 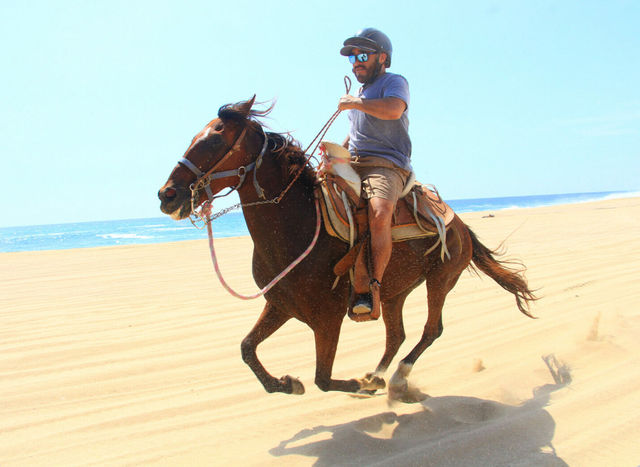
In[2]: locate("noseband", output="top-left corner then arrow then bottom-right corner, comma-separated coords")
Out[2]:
178,125 -> 269,219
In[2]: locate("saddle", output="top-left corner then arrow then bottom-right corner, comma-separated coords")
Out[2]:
315,142 -> 455,322
317,178 -> 454,253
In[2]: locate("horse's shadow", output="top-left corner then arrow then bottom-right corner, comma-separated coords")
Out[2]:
270,359 -> 570,466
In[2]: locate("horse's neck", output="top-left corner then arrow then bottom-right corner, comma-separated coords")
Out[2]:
238,157 -> 316,253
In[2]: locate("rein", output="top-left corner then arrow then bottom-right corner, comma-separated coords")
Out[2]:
177,114 -> 330,300
179,79 -> 351,299
274,76 -> 352,204
184,76 -> 352,221
203,198 -> 322,300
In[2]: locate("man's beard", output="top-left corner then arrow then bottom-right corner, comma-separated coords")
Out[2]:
355,61 -> 384,85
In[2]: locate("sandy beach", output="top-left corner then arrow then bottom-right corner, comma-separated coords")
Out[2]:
2,197 -> 639,466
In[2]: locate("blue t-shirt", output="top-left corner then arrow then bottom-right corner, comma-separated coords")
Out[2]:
348,72 -> 412,171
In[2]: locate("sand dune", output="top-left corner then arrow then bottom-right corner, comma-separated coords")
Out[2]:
2,197 -> 639,466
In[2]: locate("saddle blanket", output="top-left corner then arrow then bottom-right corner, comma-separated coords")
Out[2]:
317,176 -> 455,246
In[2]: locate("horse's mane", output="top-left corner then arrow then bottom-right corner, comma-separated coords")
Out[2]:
218,100 -> 318,191
265,132 -> 318,189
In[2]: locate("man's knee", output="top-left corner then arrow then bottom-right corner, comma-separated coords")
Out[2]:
368,198 -> 395,231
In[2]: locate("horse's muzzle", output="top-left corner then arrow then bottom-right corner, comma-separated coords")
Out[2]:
158,184 -> 190,218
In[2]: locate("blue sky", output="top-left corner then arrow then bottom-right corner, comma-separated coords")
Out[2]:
1,0 -> 639,227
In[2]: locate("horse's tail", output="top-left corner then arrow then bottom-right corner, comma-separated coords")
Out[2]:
468,227 -> 537,318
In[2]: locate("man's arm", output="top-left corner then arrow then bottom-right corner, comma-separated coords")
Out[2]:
338,95 -> 406,120
342,135 -> 350,149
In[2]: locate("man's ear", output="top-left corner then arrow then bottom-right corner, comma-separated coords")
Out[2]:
378,53 -> 387,65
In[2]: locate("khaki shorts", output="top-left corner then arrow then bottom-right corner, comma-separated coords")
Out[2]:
352,156 -> 410,202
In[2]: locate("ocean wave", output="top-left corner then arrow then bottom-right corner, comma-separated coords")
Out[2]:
601,190 -> 640,200
7,230 -> 93,238
98,233 -> 154,239
550,191 -> 640,207
24,231 -> 67,238
151,227 -> 193,232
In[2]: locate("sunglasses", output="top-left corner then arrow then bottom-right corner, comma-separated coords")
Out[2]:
348,52 -> 377,64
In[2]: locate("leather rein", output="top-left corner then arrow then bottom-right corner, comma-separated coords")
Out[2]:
174,78 -> 351,300
180,76 -> 352,225
176,122 -> 322,300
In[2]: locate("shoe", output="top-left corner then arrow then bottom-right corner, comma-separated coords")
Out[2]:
352,293 -> 372,314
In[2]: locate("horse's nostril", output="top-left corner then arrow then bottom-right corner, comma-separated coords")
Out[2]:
161,187 -> 177,200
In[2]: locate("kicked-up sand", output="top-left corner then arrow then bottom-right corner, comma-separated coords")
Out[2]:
1,197 -> 639,466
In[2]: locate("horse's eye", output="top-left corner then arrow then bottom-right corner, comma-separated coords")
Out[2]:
214,122 -> 224,132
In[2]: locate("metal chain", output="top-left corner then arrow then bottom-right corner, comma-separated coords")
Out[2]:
210,202 -> 242,220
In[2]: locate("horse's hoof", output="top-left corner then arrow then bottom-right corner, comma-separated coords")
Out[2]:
388,382 -> 429,403
282,375 -> 305,395
359,372 -> 386,392
388,380 -> 408,401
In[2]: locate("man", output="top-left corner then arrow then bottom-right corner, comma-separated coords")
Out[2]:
338,28 -> 412,316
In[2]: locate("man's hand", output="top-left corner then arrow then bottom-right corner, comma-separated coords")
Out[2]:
338,94 -> 363,111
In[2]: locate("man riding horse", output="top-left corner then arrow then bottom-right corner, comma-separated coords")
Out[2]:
157,28 -> 535,398
338,28 -> 412,318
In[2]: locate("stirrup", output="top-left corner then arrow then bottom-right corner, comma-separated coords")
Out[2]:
352,278 -> 381,315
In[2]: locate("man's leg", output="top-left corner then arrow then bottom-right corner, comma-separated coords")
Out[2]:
367,197 -> 395,284
351,161 -> 406,316
352,197 -> 395,315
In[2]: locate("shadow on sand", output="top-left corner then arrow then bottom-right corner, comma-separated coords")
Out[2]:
270,357 -> 570,466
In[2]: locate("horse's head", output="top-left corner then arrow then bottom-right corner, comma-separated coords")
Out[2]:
158,96 -> 264,220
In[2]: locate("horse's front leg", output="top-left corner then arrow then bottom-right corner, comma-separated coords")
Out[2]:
241,302 -> 304,394
313,317 -> 385,393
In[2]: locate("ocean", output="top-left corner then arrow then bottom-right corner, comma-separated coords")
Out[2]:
1,191 -> 635,253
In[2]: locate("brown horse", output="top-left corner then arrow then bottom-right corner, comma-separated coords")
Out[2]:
157,97 -> 536,400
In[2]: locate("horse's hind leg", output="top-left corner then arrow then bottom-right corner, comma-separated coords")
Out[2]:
388,273 -> 455,401
374,292 -> 409,375
388,221 -> 470,401
241,302 -> 303,394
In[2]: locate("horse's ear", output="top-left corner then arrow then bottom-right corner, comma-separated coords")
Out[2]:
236,95 -> 256,116
218,95 -> 257,122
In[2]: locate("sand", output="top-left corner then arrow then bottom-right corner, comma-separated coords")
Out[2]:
2,197 -> 639,466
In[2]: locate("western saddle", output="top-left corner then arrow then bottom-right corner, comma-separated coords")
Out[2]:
315,142 -> 455,321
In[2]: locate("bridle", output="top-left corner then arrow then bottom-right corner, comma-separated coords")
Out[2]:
179,77 -> 353,227
177,124 -> 269,224
170,87 -> 352,299
175,119 -> 323,301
